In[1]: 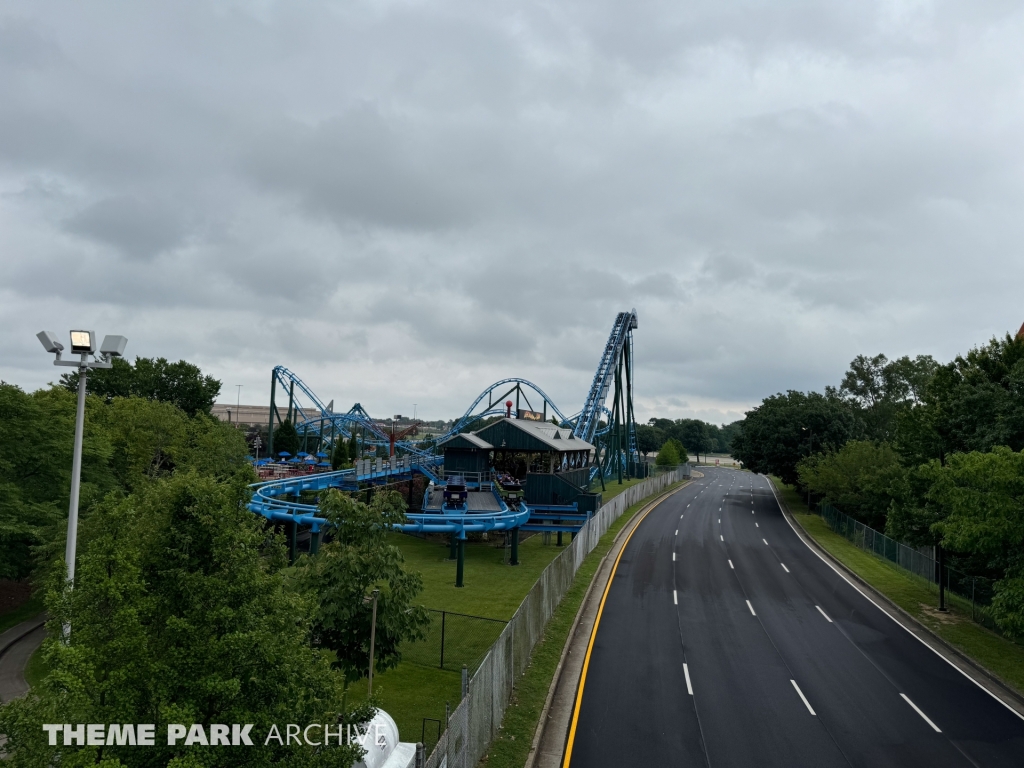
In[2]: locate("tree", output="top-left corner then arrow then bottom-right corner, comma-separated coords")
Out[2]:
899,334 -> 1024,464
273,419 -> 301,457
61,356 -> 222,417
840,353 -> 938,442
348,433 -> 359,462
796,441 -> 906,529
0,381 -> 249,581
668,438 -> 688,464
655,440 -> 680,466
902,447 -> 1024,638
0,472 -> 370,767
635,424 -> 664,458
331,437 -> 351,470
718,421 -> 743,454
302,489 -> 430,684
731,389 -> 864,486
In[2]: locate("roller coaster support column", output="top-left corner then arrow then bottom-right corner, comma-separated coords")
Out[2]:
456,537 -> 466,588
449,533 -> 458,560
310,527 -> 322,555
268,373 -> 276,456
289,516 -> 297,564
510,529 -> 519,566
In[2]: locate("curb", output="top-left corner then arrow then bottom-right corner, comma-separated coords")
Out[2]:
0,615 -> 47,663
524,476 -> 696,768
767,476 -> 1024,720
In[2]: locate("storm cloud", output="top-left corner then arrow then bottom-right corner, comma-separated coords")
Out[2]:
2,1 -> 1023,424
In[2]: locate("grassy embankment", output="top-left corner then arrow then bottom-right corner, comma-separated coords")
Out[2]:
770,477 -> 1024,695
347,475 -> 656,747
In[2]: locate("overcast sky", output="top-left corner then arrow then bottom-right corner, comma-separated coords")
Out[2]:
2,1 -> 1023,425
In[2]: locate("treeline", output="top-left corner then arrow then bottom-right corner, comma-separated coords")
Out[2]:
0,358 -> 428,766
638,418 -> 742,462
732,333 -> 1024,638
0,359 -> 245,580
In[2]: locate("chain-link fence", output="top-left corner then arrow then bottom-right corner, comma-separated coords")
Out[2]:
402,610 -> 508,674
816,501 -> 999,631
425,466 -> 690,768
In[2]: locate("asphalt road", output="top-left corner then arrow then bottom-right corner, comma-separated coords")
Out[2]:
566,468 -> 1024,767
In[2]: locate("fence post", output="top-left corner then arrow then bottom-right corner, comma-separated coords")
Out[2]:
937,543 -> 947,612
461,664 -> 468,702
439,611 -> 446,669
416,742 -> 425,768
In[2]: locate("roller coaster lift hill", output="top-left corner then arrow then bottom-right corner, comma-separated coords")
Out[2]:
249,310 -> 641,587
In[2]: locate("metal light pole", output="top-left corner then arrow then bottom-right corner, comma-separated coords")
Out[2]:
236,384 -> 243,427
368,588 -> 381,696
37,330 -> 127,639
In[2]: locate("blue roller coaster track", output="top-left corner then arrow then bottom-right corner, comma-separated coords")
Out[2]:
249,309 -> 640,543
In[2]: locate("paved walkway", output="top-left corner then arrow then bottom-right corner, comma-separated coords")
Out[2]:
0,616 -> 46,703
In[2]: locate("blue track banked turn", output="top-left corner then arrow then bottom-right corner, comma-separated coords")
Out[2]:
249,456 -> 531,536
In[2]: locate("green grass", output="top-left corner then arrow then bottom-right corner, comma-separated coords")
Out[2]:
347,664 -> 462,752
0,593 -> 44,635
770,477 -> 1024,696
480,481 -> 687,767
591,476 -> 647,502
24,644 -> 49,689
344,532 -> 571,742
392,531 -> 564,620
349,479 -> 687,748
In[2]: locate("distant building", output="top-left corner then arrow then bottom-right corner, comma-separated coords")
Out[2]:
1018,321 -> 1024,339
210,403 -> 269,427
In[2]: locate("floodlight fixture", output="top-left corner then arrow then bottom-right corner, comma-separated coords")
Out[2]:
37,330 -> 64,353
69,330 -> 95,354
35,326 -> 128,641
100,334 -> 128,358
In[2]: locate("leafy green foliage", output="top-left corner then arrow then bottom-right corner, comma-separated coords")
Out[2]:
0,382 -> 248,581
895,448 -> 1024,638
839,353 -> 938,442
796,441 -> 906,529
655,439 -> 679,466
272,419 -> 301,457
898,334 -> 1024,464
645,418 -> 742,461
635,424 -> 662,457
301,490 -> 430,683
61,357 -> 222,417
0,385 -> 115,580
0,472 -> 371,767
331,438 -> 351,471
731,390 -> 864,486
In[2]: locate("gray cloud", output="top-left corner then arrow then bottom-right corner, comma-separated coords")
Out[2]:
2,0 -> 1024,425
64,195 -> 190,258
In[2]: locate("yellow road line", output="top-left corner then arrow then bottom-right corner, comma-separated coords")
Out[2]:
561,487 -> 679,767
